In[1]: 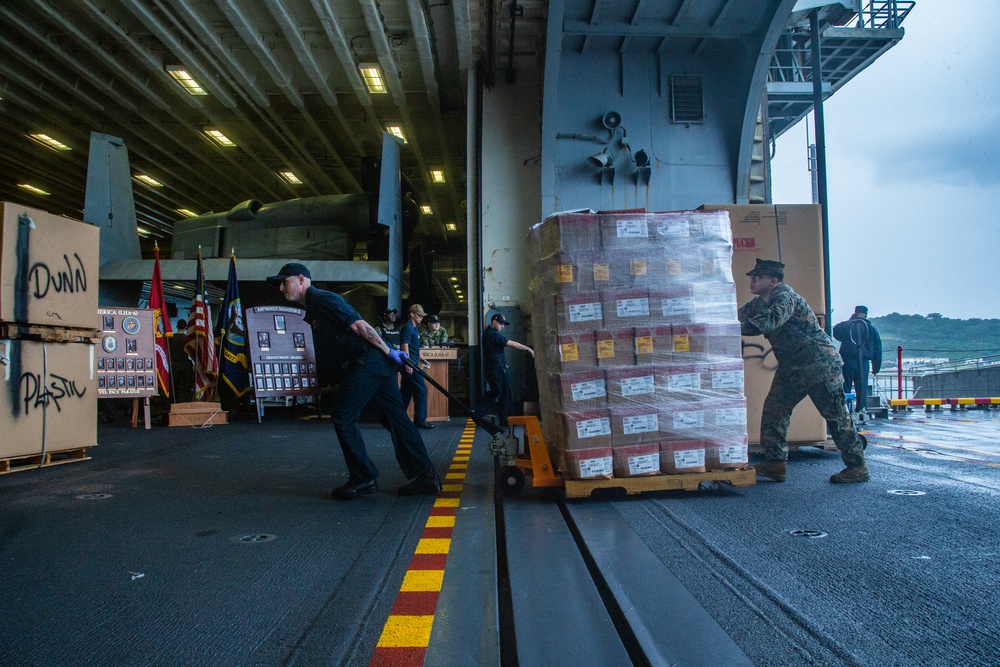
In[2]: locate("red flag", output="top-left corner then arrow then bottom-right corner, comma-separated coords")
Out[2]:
149,244 -> 171,397
184,247 -> 218,401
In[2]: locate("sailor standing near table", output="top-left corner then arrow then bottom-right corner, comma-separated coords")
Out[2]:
268,263 -> 441,499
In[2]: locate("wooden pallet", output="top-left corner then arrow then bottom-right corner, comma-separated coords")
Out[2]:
749,440 -> 839,453
563,467 -> 756,499
0,322 -> 100,343
167,402 -> 228,427
0,447 -> 93,474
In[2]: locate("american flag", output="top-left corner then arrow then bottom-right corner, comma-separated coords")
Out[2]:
148,243 -> 172,397
184,247 -> 218,401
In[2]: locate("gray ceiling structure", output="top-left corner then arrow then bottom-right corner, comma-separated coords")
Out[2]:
0,0 -> 909,309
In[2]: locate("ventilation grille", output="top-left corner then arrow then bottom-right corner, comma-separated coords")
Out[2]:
670,75 -> 704,123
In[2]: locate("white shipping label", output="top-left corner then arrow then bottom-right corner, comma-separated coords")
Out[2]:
657,220 -> 690,238
702,217 -> 730,240
718,444 -> 748,464
576,417 -> 612,439
617,219 -> 648,238
712,370 -> 744,389
673,410 -> 705,429
570,379 -> 607,402
568,302 -> 602,322
668,372 -> 701,391
623,413 -> 658,434
579,456 -> 613,478
673,448 -> 706,468
662,297 -> 696,316
616,297 -> 649,318
715,407 -> 747,426
628,453 -> 660,475
620,374 -> 655,397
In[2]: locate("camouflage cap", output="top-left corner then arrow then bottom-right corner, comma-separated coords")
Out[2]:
746,258 -> 784,280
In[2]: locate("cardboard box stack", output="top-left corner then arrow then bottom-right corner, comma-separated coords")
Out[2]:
528,210 -> 748,481
0,202 -> 100,465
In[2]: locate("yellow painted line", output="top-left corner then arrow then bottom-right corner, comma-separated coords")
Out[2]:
434,497 -> 460,508
415,537 -> 451,554
376,615 -> 434,647
401,569 -> 445,592
449,464 -> 468,471
445,472 -> 465,480
425,515 -> 455,528
441,484 -> 463,492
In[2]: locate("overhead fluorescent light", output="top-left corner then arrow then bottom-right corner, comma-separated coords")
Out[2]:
133,174 -> 163,187
28,133 -> 71,151
278,170 -> 303,185
445,223 -> 457,231
386,125 -> 407,143
359,64 -> 386,94
176,208 -> 199,218
137,227 -> 152,237
420,205 -> 432,215
166,66 -> 207,95
430,169 -> 445,183
203,129 -> 236,147
17,183 -> 50,195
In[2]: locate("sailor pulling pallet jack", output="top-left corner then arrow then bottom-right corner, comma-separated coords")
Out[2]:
739,259 -> 871,484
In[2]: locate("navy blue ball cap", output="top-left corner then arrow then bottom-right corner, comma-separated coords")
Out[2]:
267,262 -> 311,284
491,313 -> 510,325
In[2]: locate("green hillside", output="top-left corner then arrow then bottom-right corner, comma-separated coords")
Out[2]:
868,313 -> 1000,363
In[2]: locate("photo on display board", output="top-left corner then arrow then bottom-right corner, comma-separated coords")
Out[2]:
274,315 -> 286,332
126,338 -> 137,353
103,316 -> 115,331
258,331 -> 271,349
293,332 -> 306,349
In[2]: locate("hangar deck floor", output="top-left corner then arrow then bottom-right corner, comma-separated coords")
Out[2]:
2,408 -> 1000,666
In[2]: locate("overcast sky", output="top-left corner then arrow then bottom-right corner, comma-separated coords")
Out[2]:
770,0 -> 1000,321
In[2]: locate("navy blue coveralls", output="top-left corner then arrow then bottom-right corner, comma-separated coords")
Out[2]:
833,315 -> 883,412
482,326 -> 513,426
305,286 -> 435,483
399,320 -> 429,425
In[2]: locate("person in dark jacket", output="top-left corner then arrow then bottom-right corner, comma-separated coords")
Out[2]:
833,305 -> 883,416
400,304 -> 434,429
479,313 -> 534,427
268,263 -> 441,499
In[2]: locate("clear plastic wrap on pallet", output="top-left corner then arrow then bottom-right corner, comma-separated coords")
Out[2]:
527,208 -> 747,480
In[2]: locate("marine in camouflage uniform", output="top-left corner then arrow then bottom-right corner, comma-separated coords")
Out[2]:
739,259 -> 868,483
420,314 -> 450,347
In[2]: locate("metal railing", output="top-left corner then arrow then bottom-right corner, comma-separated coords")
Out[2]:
857,1 -> 915,29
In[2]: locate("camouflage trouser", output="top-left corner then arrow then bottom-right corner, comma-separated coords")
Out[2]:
760,367 -> 866,468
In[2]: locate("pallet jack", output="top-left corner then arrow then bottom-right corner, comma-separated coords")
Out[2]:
402,357 -> 560,494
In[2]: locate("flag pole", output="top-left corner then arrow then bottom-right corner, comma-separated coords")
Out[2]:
159,241 -> 177,403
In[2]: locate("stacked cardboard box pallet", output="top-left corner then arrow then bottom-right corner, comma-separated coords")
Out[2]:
168,402 -> 229,427
528,209 -> 751,485
0,202 -> 100,472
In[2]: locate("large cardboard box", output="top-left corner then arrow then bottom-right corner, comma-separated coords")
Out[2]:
699,204 -> 827,444
1,339 -> 98,459
1,202 -> 100,330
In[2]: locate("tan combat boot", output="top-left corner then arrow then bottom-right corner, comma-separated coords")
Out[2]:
753,460 -> 787,482
830,464 -> 870,484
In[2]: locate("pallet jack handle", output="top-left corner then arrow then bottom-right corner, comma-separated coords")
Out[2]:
401,355 -> 504,436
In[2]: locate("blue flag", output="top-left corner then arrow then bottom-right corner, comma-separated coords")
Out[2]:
218,252 -> 250,399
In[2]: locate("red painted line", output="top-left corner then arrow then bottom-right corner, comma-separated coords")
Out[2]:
420,527 -> 453,540
370,647 -> 426,667
390,591 -> 441,616
408,554 -> 448,570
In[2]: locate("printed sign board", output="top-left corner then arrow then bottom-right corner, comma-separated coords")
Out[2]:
96,307 -> 159,398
